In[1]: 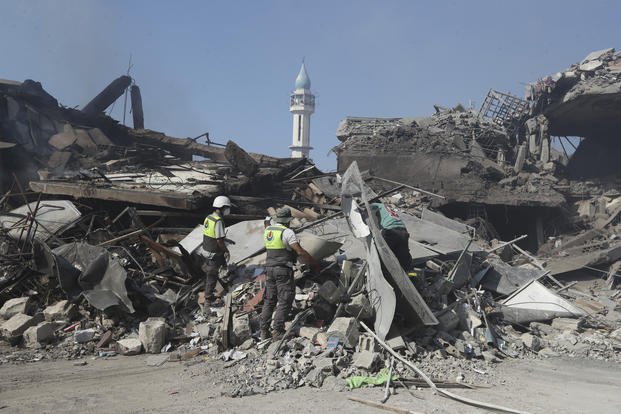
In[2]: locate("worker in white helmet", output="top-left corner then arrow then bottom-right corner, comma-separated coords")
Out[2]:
201,195 -> 232,307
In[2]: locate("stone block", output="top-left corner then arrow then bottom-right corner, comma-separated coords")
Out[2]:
1,313 -> 40,338
139,317 -> 166,353
43,300 -> 77,322
23,322 -> 56,347
231,314 -> 251,346
352,350 -> 380,370
299,326 -> 319,341
0,297 -> 33,319
345,294 -> 374,319
75,328 -> 96,343
551,318 -> 580,332
116,337 -> 143,355
327,317 -> 359,348
521,333 -> 541,351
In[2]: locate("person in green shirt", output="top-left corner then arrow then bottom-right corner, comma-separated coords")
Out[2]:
370,202 -> 413,272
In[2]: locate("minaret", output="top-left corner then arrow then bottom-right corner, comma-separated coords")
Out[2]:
289,62 -> 315,158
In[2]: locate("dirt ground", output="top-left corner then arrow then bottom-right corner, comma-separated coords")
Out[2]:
0,354 -> 619,414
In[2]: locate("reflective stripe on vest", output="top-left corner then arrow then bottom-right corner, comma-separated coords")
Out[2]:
203,214 -> 221,238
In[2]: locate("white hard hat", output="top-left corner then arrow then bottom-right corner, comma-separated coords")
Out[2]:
213,195 -> 232,208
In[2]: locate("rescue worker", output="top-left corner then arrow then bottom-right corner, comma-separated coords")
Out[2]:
370,202 -> 413,272
260,207 -> 321,341
201,195 -> 232,307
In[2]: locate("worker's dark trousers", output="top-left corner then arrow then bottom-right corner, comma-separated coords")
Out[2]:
260,266 -> 294,334
202,255 -> 225,302
381,228 -> 413,271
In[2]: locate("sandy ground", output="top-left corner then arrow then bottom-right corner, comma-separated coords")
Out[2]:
0,355 -> 620,414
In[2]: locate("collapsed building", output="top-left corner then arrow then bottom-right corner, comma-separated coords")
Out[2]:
334,48 -> 621,271
0,49 -> 620,413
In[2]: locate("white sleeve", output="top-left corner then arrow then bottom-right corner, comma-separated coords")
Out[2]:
282,228 -> 298,248
214,220 -> 225,239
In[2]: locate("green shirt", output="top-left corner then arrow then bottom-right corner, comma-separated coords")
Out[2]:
370,203 -> 406,230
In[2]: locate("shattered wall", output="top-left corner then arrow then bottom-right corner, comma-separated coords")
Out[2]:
334,111 -> 564,208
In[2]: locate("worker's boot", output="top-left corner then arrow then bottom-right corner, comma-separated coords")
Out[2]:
271,330 -> 285,341
260,329 -> 271,341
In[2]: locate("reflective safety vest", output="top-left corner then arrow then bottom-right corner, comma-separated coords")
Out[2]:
264,224 -> 295,267
202,213 -> 222,252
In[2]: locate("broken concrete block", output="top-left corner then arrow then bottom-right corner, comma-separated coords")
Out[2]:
139,317 -> 166,353
315,332 -> 329,347
327,317 -> 359,348
313,357 -> 334,373
304,368 -> 327,388
299,326 -> 319,341
318,280 -> 345,305
1,313 -> 40,338
521,333 -> 541,351
231,313 -> 251,346
195,323 -> 212,339
23,322 -> 56,347
116,337 -> 143,355
357,333 -> 379,352
0,297 -> 33,319
43,300 -> 77,322
344,294 -> 374,319
437,308 -> 460,332
386,334 -> 406,351
238,338 -> 255,351
538,348 -> 560,358
74,328 -> 97,343
551,318 -> 580,332
352,350 -> 380,370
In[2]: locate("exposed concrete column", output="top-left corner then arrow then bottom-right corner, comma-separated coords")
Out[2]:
536,114 -> 549,157
529,134 -> 539,156
525,117 -> 538,156
540,137 -> 550,163
130,85 -> 144,129
513,144 -> 526,173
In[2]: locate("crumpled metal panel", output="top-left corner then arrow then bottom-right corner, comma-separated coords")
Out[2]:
340,192 -> 395,341
342,161 -> 438,327
34,241 -> 135,313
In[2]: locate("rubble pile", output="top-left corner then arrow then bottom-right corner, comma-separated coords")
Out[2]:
1,50 -> 621,413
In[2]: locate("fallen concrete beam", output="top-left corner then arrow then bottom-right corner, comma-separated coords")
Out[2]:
82,76 -> 132,115
225,140 -> 259,177
129,130 -> 283,167
29,180 -> 205,210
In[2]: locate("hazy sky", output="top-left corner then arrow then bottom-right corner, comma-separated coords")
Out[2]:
0,1 -> 618,170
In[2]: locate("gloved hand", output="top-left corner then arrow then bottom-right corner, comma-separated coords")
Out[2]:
224,252 -> 230,263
